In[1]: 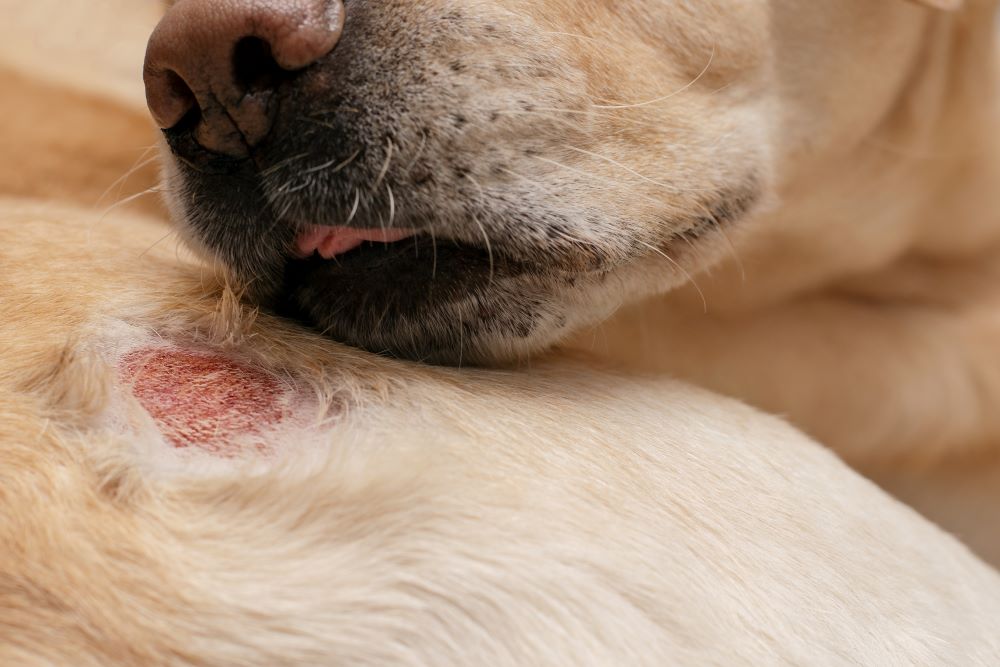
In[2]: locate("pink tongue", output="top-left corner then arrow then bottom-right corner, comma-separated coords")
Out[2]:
296,226 -> 415,259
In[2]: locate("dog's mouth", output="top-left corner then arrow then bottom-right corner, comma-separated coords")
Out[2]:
283,225 -> 530,306
294,225 -> 419,260
285,229 -> 525,282
273,206 -> 737,365
278,226 -> 555,364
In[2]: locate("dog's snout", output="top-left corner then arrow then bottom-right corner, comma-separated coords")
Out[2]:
144,0 -> 345,156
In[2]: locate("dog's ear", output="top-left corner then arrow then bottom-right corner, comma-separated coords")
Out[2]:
905,0 -> 963,10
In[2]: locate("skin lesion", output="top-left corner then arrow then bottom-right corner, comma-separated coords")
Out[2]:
119,347 -> 294,457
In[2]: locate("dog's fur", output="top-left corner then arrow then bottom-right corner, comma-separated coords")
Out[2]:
3,0 -> 1000,663
155,0 -> 1000,447
570,0 -> 1000,461
155,0 -> 1000,377
4,203 -> 1000,665
563,0 -> 1000,563
151,0 -> 1000,563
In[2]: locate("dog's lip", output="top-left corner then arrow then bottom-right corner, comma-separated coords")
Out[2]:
295,225 -> 417,259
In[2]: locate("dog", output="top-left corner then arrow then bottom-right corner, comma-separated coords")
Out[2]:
3,1 -> 1000,663
147,0 -> 791,365
147,0 -> 1000,562
146,0 -> 983,365
145,0 -> 1000,562
5,164 -> 1000,667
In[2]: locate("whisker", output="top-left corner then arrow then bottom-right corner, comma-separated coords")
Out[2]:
496,166 -> 558,195
370,138 -> 394,193
636,239 -> 708,314
712,219 -> 746,283
495,166 -> 605,250
457,306 -> 465,368
302,148 -> 362,176
501,106 -> 665,134
464,174 -> 496,285
562,144 -> 709,194
404,129 -> 429,173
592,46 -> 715,110
527,154 -> 666,203
260,153 -> 309,178
99,186 -> 164,218
276,180 -> 311,197
385,183 -> 396,231
138,229 -> 177,259
429,225 -> 439,280
97,146 -> 159,207
345,189 -> 361,225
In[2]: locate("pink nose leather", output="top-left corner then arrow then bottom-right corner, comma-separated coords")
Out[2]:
144,0 -> 345,155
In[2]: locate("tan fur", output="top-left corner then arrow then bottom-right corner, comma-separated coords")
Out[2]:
3,198 -> 1000,664
147,0 -> 1000,520
572,0 -> 1000,454
566,0 -> 1000,565
3,1 -> 1000,663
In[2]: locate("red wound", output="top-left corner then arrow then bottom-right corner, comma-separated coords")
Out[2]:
120,348 -> 287,457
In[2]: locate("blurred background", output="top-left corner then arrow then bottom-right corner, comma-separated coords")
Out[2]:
0,0 -> 164,218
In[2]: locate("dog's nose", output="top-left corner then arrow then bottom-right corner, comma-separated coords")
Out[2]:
144,0 -> 345,156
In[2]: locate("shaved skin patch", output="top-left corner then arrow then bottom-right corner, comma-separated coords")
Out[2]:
120,347 -> 297,458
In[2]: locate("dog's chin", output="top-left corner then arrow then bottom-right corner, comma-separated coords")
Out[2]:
276,237 -> 588,365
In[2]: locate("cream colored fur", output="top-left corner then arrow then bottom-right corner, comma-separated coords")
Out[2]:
142,0 -> 1000,565
3,199 -> 1000,664
566,0 -> 1000,565
2,1 -> 1000,664
575,0 -> 1000,460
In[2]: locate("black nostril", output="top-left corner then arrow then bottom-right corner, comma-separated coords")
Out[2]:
233,37 -> 287,94
161,69 -> 201,131
146,1 -> 345,154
